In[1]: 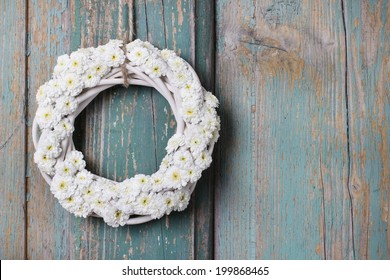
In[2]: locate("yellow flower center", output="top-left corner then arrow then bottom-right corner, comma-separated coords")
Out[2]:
172,171 -> 180,181
141,197 -> 149,206
166,198 -> 173,207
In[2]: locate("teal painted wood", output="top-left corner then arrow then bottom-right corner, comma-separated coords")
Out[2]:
194,0 -> 215,260
215,0 -> 353,259
26,0 -> 213,259
26,0 -> 75,259
343,0 -> 390,259
0,0 -> 26,259
3,0 -> 389,260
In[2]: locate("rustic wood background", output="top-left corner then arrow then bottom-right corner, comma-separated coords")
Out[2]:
0,0 -> 389,260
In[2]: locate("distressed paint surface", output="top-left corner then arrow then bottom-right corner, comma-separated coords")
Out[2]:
343,0 -> 390,259
1,0 -> 389,260
215,0 -> 387,259
0,0 -> 26,259
24,0 -> 212,259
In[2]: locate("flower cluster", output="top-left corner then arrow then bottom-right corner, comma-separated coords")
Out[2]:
34,39 -> 220,227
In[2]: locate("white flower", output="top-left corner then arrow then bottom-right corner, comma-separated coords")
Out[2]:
99,181 -> 119,200
134,193 -> 153,215
181,104 -> 200,122
150,172 -> 166,192
91,63 -> 109,77
38,132 -> 62,158
173,149 -> 193,169
186,166 -> 202,183
199,126 -> 213,140
211,128 -> 220,143
148,194 -> 167,219
50,175 -> 76,200
102,207 -> 129,227
59,195 -> 83,213
167,56 -> 187,72
162,191 -> 175,215
195,151 -> 212,170
47,79 -> 66,98
166,167 -> 187,189
159,154 -> 173,172
172,70 -> 192,88
200,111 -> 219,131
67,150 -> 86,171
105,47 -> 125,67
36,104 -> 59,129
204,91 -> 219,108
118,178 -> 141,201
34,151 -> 56,175
75,169 -> 93,186
186,134 -> 207,157
36,83 -> 51,105
62,73 -> 83,96
91,195 -> 108,216
73,202 -> 92,218
142,41 -> 158,51
80,183 -> 100,203
173,188 -> 190,211
54,117 -> 74,139
133,174 -> 152,192
55,96 -> 78,116
181,81 -> 202,95
166,134 -> 185,154
53,54 -> 70,76
83,70 -> 100,88
161,49 -> 175,61
55,161 -> 77,176
126,39 -> 143,52
68,52 -> 88,74
144,58 -> 167,78
127,46 -> 150,65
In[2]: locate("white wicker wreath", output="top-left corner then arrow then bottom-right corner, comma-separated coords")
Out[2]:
32,39 -> 220,227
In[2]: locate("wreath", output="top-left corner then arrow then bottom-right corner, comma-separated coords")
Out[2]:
32,39 -> 220,227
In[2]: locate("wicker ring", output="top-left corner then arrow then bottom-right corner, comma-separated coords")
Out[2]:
32,39 -> 220,227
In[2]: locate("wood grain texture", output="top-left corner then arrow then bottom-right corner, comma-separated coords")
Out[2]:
194,0 -> 215,260
26,0 -> 73,259
0,0 -> 27,259
2,0 -> 389,260
26,0 -> 214,259
343,0 -> 390,259
215,0 -> 352,259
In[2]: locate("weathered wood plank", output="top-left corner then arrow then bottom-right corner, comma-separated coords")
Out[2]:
194,0 -> 215,260
0,0 -> 27,259
26,0 -> 73,259
27,0 -> 213,259
343,0 -> 390,259
215,0 -> 352,259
